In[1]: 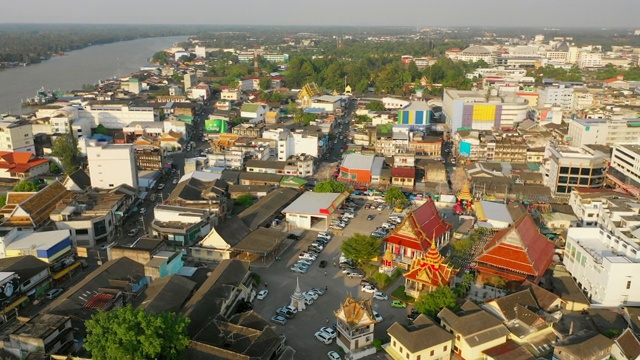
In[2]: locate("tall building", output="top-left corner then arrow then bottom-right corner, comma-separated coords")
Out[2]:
608,144 -> 640,197
538,85 -> 574,111
543,145 -> 609,199
568,118 -> 640,148
0,119 -> 35,153
183,73 -> 197,92
87,143 -> 138,189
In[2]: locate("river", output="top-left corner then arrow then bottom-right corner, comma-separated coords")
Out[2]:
0,36 -> 188,114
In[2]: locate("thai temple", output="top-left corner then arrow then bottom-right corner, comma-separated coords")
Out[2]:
403,242 -> 458,298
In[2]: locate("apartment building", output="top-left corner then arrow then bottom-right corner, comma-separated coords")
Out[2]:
563,197 -> 640,306
543,145 -> 609,198
456,130 -> 528,163
568,118 -> 640,147
538,85 -> 574,111
0,119 -> 35,153
578,52 -> 602,68
87,142 -> 138,189
78,103 -> 158,129
608,144 -> 640,197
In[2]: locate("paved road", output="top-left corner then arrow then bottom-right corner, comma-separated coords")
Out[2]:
251,198 -> 410,356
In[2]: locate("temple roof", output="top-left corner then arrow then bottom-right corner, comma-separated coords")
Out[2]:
385,200 -> 452,251
335,295 -> 375,330
404,243 -> 457,289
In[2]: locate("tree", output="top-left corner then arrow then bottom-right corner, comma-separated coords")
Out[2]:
13,180 -> 38,192
259,77 -> 271,91
94,124 -> 109,135
341,233 -> 382,267
51,126 -> 80,175
293,111 -> 318,126
413,286 -> 459,318
286,101 -> 298,115
235,193 -> 254,208
314,179 -> 350,193
0,195 -> 6,208
365,100 -> 385,112
84,305 -> 190,360
49,162 -> 61,174
385,187 -> 408,208
151,51 -> 170,65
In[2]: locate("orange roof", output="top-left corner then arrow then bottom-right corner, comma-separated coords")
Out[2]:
404,244 -> 457,289
384,200 -> 452,252
0,151 -> 49,173
476,214 -> 554,280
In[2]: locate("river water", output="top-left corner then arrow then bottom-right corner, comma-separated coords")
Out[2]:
0,36 -> 188,114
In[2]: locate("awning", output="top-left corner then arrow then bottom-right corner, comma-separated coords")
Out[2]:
52,262 -> 81,280
1,296 -> 28,315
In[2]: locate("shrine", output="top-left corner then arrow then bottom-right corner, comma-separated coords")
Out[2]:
403,242 -> 457,298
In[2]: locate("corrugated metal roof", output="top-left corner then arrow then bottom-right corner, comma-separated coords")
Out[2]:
342,154 -> 376,171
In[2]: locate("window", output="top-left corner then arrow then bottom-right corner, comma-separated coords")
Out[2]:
406,353 -> 409,359
393,340 -> 396,347
75,229 -> 89,235
627,281 -> 631,290
430,350 -> 435,356
443,345 -> 448,352
456,334 -> 460,341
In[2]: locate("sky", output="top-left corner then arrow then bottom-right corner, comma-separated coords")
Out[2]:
2,0 -> 639,28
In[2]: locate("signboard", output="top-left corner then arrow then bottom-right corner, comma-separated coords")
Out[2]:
77,247 -> 89,258
205,119 -> 227,133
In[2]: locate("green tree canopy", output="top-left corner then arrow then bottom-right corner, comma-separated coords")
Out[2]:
314,179 -> 350,193
13,180 -> 38,192
151,51 -> 170,65
286,101 -> 299,115
365,100 -> 385,111
235,193 -> 254,208
413,286 -> 459,318
94,124 -> 109,135
0,195 -> 6,208
385,187 -> 408,208
341,233 -> 382,267
293,111 -> 318,126
84,305 -> 190,360
51,127 -> 80,175
259,77 -> 272,90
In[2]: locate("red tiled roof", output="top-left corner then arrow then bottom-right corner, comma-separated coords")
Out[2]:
391,167 -> 416,178
0,151 -> 49,173
83,293 -> 115,310
384,200 -> 452,251
476,214 -> 554,279
386,234 -> 427,251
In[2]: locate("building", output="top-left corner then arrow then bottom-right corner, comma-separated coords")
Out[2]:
446,45 -> 495,63
438,301 -> 510,360
403,243 -> 457,299
0,255 -> 50,297
553,332 -> 613,360
0,119 -> 35,153
543,145 -> 609,199
80,102 -> 158,129
0,181 -> 74,228
568,188 -> 633,227
0,151 -> 49,179
335,295 -> 377,359
183,73 -> 197,92
384,200 -> 452,269
538,85 -> 574,111
134,145 -> 164,171
5,230 -> 72,264
608,144 -> 640,197
220,88 -> 241,101
240,103 -> 269,122
475,214 -> 555,286
443,89 -> 530,134
390,167 -> 416,189
339,154 -> 385,185
165,172 -> 229,220
455,130 -> 528,163
567,118 -> 640,148
189,82 -> 211,100
385,314 -> 454,360
282,191 -> 348,231
397,101 -> 432,125
474,201 -> 526,229
2,314 -> 73,358
150,205 -> 212,247
87,142 -> 138,189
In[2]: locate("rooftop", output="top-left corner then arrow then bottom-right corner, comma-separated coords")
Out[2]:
6,230 -> 71,252
282,192 -> 347,216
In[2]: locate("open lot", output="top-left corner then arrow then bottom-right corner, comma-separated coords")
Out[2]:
252,198 -> 411,355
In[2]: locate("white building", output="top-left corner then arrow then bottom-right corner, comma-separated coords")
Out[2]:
610,144 -> 640,190
578,52 -> 602,68
221,89 -> 241,101
310,95 -> 344,112
567,118 -> 640,147
282,192 -> 348,231
87,142 -> 138,189
446,45 -> 495,64
0,119 -> 35,153
77,103 -> 158,129
381,97 -> 410,110
538,85 -> 574,111
573,89 -> 594,111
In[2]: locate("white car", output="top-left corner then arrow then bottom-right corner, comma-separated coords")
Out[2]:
286,305 -> 299,314
327,351 -> 341,360
256,289 -> 269,300
300,253 -> 318,261
318,232 -> 332,240
319,326 -> 337,339
315,331 -> 333,345
373,291 -> 388,301
374,197 -> 386,203
303,291 -> 319,300
297,259 -> 314,266
361,285 -> 377,293
139,208 -> 146,215
342,212 -> 354,219
373,310 -> 383,322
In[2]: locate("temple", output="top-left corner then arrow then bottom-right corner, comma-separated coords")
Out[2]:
475,214 -> 555,287
403,242 -> 458,298
384,200 -> 452,269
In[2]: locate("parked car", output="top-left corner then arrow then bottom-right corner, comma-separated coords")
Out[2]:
270,315 -> 287,325
276,307 -> 295,319
285,305 -> 299,314
127,228 -> 139,237
360,279 -> 376,287
309,287 -> 326,296
315,331 -> 333,345
318,232 -> 332,239
373,310 -> 383,322
297,259 -> 314,266
319,327 -> 337,339
315,237 -> 330,245
139,208 -> 147,215
256,289 -> 269,300
373,291 -> 388,301
364,203 -> 372,209
327,351 -> 341,360
303,291 -> 318,300
347,271 -> 365,279
45,288 -> 64,300
157,183 -> 165,190
290,264 -> 308,273
391,300 -> 407,308
361,285 -> 377,293
287,234 -> 301,241
300,252 -> 318,261
407,312 -> 419,322
342,211 -> 354,219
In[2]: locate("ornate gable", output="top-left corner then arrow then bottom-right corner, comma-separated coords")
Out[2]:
335,295 -> 375,330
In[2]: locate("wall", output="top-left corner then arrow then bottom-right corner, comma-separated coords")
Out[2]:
87,144 -> 138,189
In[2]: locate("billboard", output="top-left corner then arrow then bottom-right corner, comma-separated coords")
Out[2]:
205,119 -> 227,133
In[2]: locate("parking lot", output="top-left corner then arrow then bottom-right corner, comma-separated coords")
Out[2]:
252,197 -> 411,356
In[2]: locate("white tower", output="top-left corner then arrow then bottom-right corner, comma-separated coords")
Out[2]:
289,277 -> 306,311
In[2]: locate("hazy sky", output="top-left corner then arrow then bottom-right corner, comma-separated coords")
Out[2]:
2,0 -> 639,28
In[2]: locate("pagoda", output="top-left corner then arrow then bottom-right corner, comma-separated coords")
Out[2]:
335,295 -> 377,358
403,241 -> 458,299
457,181 -> 473,202
289,277 -> 306,312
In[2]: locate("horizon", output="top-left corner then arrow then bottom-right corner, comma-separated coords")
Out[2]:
2,0 -> 639,28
